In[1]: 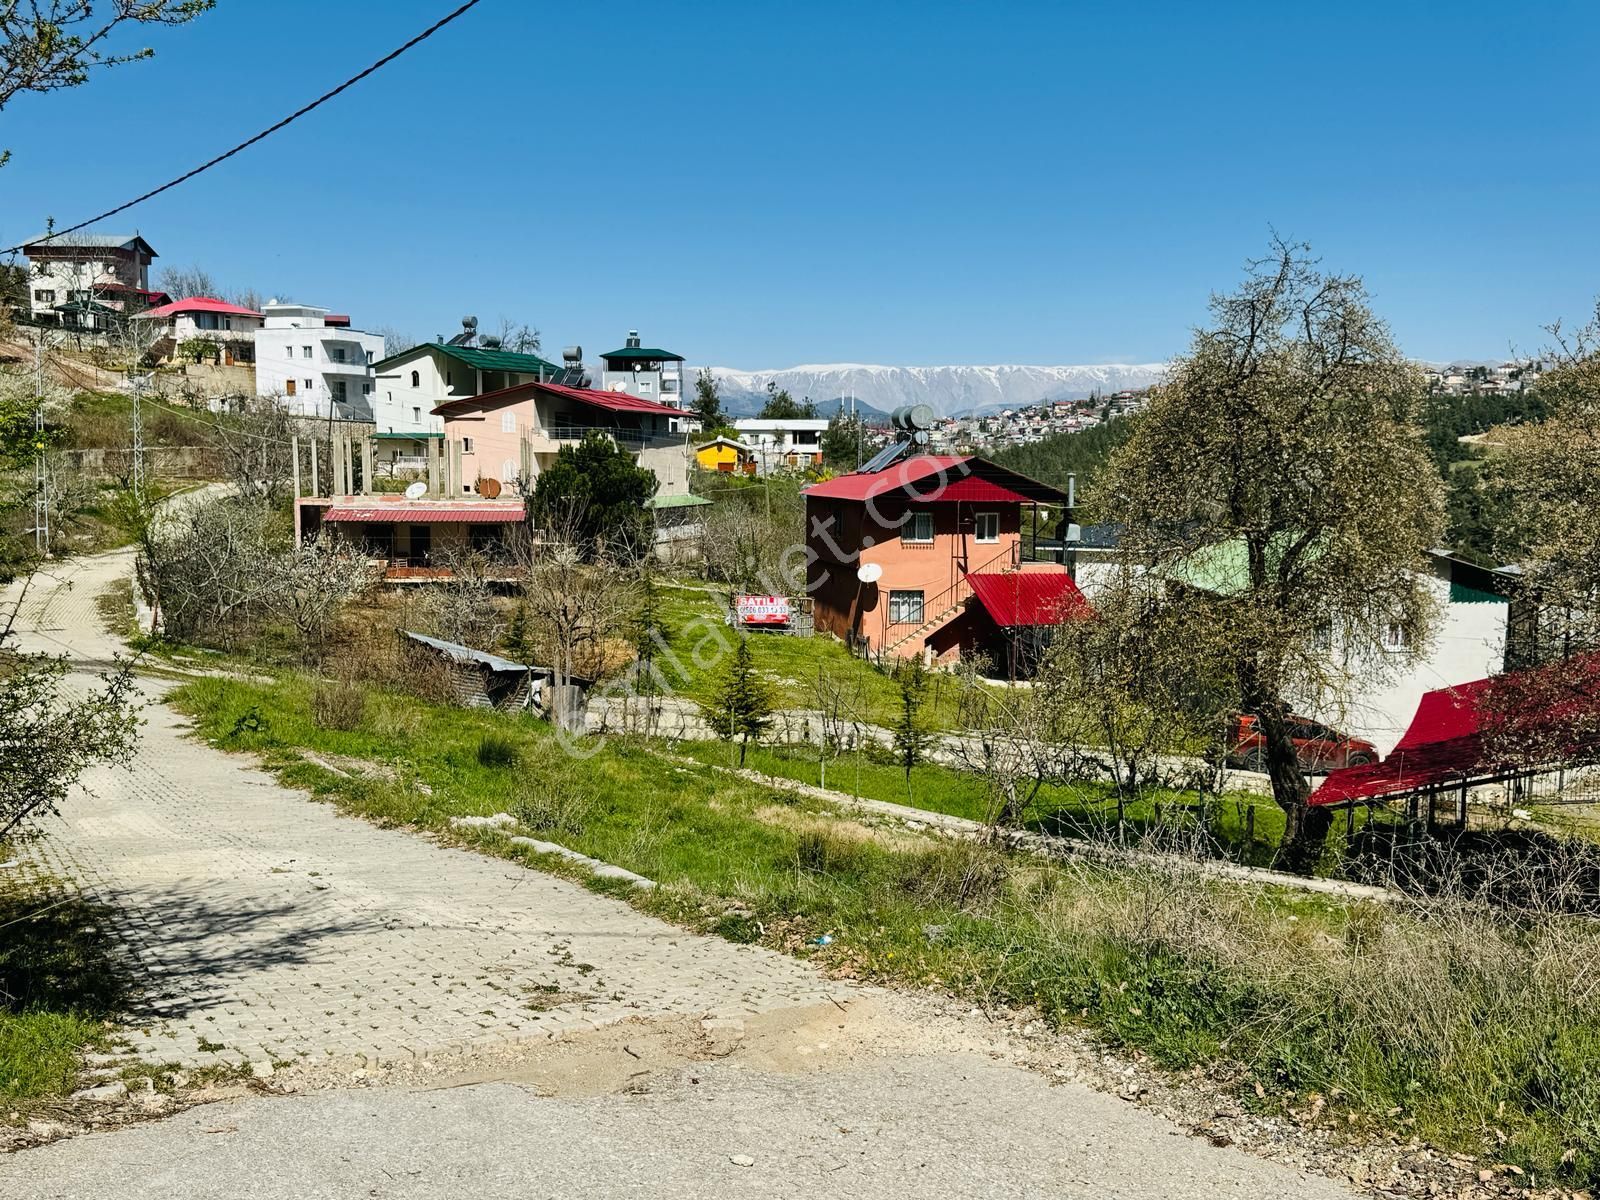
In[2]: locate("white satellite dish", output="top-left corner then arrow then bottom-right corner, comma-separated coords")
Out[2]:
403,481 -> 427,500
856,562 -> 883,584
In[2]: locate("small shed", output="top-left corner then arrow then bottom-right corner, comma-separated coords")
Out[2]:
400,631 -> 545,710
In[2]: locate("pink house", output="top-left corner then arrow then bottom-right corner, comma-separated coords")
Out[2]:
805,455 -> 1087,673
433,379 -> 689,498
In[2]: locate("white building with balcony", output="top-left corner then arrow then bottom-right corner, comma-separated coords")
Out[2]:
255,301 -> 384,423
599,331 -> 687,429
734,417 -> 830,473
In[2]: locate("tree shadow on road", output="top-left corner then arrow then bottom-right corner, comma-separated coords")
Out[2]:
0,875 -> 129,1017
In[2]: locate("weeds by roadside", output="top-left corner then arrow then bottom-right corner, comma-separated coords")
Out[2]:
168,668 -> 1600,1187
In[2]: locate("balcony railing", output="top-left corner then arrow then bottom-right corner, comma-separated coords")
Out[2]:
547,425 -> 682,451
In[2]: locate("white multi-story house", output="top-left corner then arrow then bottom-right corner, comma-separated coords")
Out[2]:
733,417 -> 830,473
254,302 -> 384,423
134,296 -> 263,364
366,339 -> 563,472
20,232 -> 158,323
600,330 -> 687,427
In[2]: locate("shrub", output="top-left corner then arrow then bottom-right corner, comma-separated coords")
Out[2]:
477,733 -> 519,769
311,680 -> 366,731
795,828 -> 867,877
512,773 -> 598,837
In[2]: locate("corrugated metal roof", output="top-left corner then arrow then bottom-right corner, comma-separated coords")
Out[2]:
134,296 -> 262,319
23,232 -> 156,255
803,456 -> 971,501
601,347 -> 685,362
432,380 -> 685,420
402,630 -> 535,675
323,501 -> 523,524
644,493 -> 711,509
966,571 -> 1090,627
372,342 -> 561,376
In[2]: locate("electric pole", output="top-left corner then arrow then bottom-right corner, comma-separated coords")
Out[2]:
130,371 -> 146,501
33,333 -> 49,556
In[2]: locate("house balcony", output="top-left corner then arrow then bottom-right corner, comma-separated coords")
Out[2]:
547,425 -> 682,451
321,358 -> 374,376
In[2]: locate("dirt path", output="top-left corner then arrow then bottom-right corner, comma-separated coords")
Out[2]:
0,549 -> 1360,1198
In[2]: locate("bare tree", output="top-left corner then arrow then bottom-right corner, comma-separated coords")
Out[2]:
213,395 -> 304,507
370,325 -> 416,357
282,535 -> 380,665
137,494 -> 285,647
1098,237 -> 1444,871
489,317 -> 541,355
812,660 -> 869,792
155,263 -> 219,299
508,524 -> 639,692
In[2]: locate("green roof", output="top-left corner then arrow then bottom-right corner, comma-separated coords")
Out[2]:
601,347 -> 684,363
373,431 -> 444,439
644,493 -> 711,510
1162,535 -> 1323,597
372,342 -> 561,376
1450,579 -> 1507,604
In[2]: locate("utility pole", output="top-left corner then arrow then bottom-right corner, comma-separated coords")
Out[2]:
130,371 -> 146,501
33,333 -> 49,556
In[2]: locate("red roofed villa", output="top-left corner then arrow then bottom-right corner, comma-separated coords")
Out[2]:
805,454 -> 1088,674
134,295 -> 264,364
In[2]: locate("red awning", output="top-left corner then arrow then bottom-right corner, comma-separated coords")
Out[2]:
323,503 -> 523,524
965,571 -> 1090,627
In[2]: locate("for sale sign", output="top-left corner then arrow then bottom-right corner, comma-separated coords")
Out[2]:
735,594 -> 791,627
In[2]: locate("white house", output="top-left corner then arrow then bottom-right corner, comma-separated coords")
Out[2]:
20,232 -> 157,323
134,296 -> 263,364
255,302 -> 384,423
733,417 -> 830,473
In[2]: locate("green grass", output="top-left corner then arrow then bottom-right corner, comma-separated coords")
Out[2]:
166,668 -> 1600,1183
651,584 -> 969,729
0,872 -> 125,1102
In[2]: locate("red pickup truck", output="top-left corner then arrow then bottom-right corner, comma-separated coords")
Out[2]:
1226,713 -> 1378,775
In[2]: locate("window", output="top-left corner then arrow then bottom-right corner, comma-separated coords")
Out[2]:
331,347 -> 346,363
362,382 -> 372,396
365,350 -> 374,363
332,380 -> 347,403
285,379 -> 297,397
462,436 -> 474,453
303,378 -> 314,391
221,317 -> 232,331
1383,623 -> 1410,651
902,512 -> 935,543
286,346 -> 294,358
501,410 -> 516,433
302,345 -> 312,359
412,406 -> 421,422
888,590 -> 925,625
638,380 -> 653,393
410,370 -> 421,388
974,512 -> 999,543
33,289 -> 55,304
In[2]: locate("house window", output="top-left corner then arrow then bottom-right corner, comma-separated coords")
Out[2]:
332,381 -> 347,403
285,379 -> 297,396
411,370 -> 421,387
889,590 -> 925,625
331,347 -> 346,363
302,345 -> 312,358
366,350 -> 373,363
1383,623 -> 1410,651
501,410 -> 516,433
286,346 -> 294,358
462,436 -> 474,453
902,512 -> 935,544
413,406 -> 421,422
33,289 -> 55,304
303,378 -> 314,391
638,380 -> 653,393
362,382 -> 372,396
975,512 -> 999,543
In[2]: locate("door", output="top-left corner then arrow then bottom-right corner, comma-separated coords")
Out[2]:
408,525 -> 432,566
285,378 -> 296,397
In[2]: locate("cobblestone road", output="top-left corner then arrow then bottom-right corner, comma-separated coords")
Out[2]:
4,551 -> 847,1072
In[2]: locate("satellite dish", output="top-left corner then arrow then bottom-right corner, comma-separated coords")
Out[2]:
403,481 -> 427,500
477,476 -> 503,499
856,562 -> 883,584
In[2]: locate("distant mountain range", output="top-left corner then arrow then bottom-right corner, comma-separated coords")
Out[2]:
707,362 -> 1168,420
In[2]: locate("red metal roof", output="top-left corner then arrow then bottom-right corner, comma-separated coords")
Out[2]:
323,501 -> 523,524
803,456 -> 972,501
323,314 -> 352,326
804,456 -> 1068,504
532,381 -> 684,416
433,380 -> 683,420
965,571 -> 1091,627
1311,680 -> 1491,806
134,296 -> 262,319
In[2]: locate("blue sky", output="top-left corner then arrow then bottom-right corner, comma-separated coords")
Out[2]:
4,0 -> 1598,367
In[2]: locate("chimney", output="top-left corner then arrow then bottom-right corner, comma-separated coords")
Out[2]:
626,329 -> 641,349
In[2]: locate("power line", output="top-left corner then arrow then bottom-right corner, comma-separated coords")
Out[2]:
5,0 -> 486,255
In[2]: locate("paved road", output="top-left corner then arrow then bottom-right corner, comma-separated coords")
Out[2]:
0,547 -> 1357,1197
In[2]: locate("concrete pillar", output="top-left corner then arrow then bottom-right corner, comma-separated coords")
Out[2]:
427,437 -> 441,497
310,439 -> 320,497
291,435 -> 301,499
360,437 -> 374,496
449,439 -> 463,497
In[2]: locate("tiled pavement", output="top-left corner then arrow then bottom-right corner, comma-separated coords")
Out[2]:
5,551 -> 849,1072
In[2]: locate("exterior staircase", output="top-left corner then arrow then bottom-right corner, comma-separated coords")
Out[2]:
879,541 -> 1022,659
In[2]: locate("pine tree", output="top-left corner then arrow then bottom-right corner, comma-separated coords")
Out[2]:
892,657 -> 931,795
705,638 -> 773,765
693,368 -> 724,429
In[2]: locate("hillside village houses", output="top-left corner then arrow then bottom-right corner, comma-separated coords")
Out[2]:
734,416 -> 830,473
20,231 -> 164,330
135,296 -> 263,365
254,302 -> 385,423
599,331 -> 691,429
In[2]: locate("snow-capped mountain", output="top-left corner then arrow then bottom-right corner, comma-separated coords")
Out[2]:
706,362 -> 1168,419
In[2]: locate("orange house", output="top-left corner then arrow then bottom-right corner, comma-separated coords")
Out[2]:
804,455 -> 1087,672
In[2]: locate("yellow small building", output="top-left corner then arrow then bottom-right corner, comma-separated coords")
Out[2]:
695,436 -> 755,474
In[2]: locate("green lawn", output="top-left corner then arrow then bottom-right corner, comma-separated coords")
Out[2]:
0,872 -> 123,1102
164,668 -> 1600,1183
651,584 -> 971,729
